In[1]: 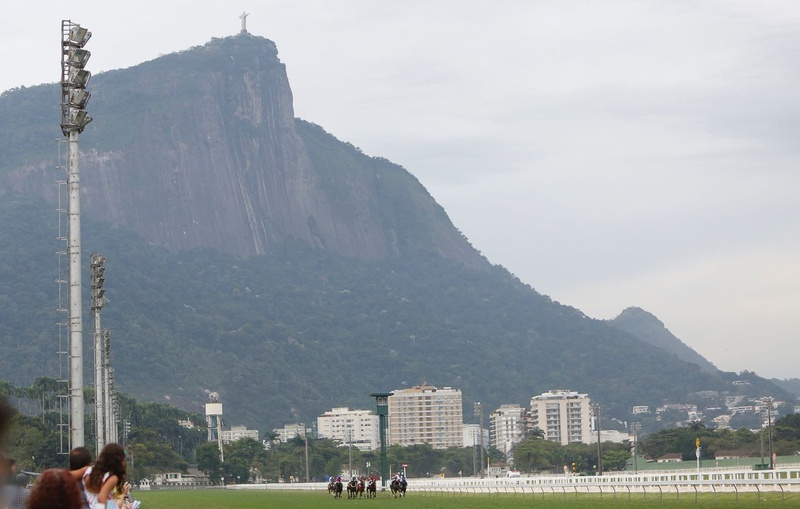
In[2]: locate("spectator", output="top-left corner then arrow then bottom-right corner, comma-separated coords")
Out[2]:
70,447 -> 93,472
27,469 -> 85,509
83,443 -> 127,509
7,473 -> 30,509
0,397 -> 14,509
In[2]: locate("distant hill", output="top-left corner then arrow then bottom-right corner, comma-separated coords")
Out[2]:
0,34 -> 790,430
771,378 -> 800,398
608,307 -> 717,373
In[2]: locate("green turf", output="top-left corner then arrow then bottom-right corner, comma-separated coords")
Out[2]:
134,488 -> 800,509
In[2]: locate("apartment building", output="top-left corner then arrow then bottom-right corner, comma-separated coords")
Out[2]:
528,389 -> 593,445
388,384 -> 463,449
222,425 -> 259,444
490,404 -> 526,455
272,423 -> 309,443
317,407 -> 379,451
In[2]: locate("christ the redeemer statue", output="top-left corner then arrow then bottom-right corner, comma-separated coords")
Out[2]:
240,12 -> 250,34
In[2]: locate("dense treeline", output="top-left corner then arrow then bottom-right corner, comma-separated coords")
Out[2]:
640,417 -> 800,461
1,380 -> 205,479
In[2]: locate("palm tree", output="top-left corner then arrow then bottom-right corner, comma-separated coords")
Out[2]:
263,430 -> 280,448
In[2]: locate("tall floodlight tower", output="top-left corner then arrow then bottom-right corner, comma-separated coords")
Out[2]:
60,20 -> 93,448
90,254 -> 106,450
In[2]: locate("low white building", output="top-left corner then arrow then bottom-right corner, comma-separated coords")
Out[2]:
222,425 -> 259,444
598,429 -> 630,444
273,423 -> 310,443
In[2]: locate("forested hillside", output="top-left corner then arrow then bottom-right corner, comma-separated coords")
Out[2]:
0,192 -> 788,430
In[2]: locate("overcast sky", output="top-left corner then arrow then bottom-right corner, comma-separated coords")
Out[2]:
2,1 -> 798,379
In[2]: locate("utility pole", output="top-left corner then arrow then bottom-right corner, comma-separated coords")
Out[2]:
593,404 -> 602,475
347,428 -> 353,477
304,424 -> 310,482
765,397 -> 774,469
474,402 -> 484,477
631,422 -> 641,474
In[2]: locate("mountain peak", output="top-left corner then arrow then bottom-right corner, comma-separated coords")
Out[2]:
609,307 -> 717,373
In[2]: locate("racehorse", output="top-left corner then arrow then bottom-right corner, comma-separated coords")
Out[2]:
356,478 -> 365,498
332,480 -> 343,498
390,478 -> 407,498
365,478 -> 377,498
347,478 -> 359,499
328,480 -> 335,495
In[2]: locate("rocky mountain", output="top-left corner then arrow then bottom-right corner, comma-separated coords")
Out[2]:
3,35 -> 484,269
0,34 -> 791,429
608,307 -> 717,373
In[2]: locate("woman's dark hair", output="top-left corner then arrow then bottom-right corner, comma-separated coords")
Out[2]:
86,442 -> 127,492
28,468 -> 85,509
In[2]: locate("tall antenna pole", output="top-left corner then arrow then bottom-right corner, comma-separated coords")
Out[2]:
61,19 -> 93,448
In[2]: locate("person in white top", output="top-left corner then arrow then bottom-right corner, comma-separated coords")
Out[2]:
82,443 -> 127,509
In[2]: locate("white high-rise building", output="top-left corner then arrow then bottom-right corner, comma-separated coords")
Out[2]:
490,404 -> 526,455
388,384 -> 463,449
528,389 -> 593,446
317,407 -> 379,451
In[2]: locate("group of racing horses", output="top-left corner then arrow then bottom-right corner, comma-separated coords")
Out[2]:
327,476 -> 407,498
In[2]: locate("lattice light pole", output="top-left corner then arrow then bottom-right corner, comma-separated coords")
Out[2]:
61,20 -> 93,448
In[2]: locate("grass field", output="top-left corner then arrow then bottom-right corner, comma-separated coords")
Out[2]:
135,488 -> 800,508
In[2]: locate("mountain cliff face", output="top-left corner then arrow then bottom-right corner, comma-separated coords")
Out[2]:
5,35 -> 485,269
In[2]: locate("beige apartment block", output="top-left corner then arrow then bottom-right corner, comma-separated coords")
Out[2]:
529,389 -> 593,445
388,384 -> 463,449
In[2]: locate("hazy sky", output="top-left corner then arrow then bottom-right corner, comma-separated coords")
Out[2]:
2,1 -> 798,379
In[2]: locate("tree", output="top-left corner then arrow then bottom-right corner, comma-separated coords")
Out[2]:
602,449 -> 631,471
512,438 -> 560,472
196,442 -> 222,484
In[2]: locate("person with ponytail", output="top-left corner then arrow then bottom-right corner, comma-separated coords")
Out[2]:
82,443 -> 127,509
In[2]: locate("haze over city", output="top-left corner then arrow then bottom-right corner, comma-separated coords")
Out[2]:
2,1 -> 798,378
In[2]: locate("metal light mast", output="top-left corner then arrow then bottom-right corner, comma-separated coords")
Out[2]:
91,254 -> 106,450
61,20 -> 93,448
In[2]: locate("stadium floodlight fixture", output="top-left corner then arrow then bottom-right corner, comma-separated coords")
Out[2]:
68,68 -> 91,88
69,89 -> 90,109
69,26 -> 92,47
68,48 -> 91,69
69,108 -> 93,130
